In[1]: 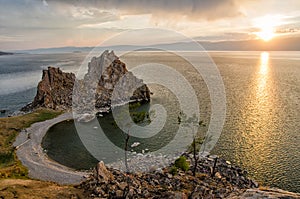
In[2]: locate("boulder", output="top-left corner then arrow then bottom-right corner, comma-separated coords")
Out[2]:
96,161 -> 114,183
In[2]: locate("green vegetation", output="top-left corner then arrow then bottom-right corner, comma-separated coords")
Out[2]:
129,101 -> 142,110
174,156 -> 190,172
130,111 -> 149,123
169,166 -> 178,175
0,151 -> 14,167
0,108 -> 62,178
129,101 -> 150,124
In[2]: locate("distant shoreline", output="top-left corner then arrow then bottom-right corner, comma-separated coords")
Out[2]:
0,51 -> 14,56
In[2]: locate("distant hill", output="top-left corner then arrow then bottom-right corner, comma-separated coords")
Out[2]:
12,36 -> 300,54
0,51 -> 13,55
198,36 -> 300,51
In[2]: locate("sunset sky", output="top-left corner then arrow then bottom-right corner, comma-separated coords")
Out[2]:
1,0 -> 300,50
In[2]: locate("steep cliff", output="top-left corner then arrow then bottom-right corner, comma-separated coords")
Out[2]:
22,50 -> 150,112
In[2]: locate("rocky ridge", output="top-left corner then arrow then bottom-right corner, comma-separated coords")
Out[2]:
80,154 -> 300,198
22,50 -> 150,114
80,154 -> 260,198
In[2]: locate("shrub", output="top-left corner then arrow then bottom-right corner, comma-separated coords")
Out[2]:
174,156 -> 190,171
169,166 -> 178,175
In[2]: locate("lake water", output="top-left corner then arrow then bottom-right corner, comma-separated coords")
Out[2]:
0,51 -> 299,192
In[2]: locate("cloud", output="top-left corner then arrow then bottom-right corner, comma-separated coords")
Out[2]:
276,28 -> 300,34
48,0 -> 248,21
0,0 -> 119,29
42,0 -> 48,7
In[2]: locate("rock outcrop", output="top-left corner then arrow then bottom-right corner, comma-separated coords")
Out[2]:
80,154 -> 259,198
26,67 -> 75,110
81,155 -> 300,198
22,50 -> 150,113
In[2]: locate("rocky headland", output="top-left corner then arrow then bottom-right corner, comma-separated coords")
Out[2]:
21,50 -> 150,116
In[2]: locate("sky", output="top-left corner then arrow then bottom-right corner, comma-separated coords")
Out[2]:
0,0 -> 300,50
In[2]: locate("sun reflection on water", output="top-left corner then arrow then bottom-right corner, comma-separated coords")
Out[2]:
235,51 -> 277,185
260,52 -> 269,75
257,52 -> 269,97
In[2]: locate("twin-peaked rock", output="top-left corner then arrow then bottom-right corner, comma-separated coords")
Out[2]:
22,50 -> 150,113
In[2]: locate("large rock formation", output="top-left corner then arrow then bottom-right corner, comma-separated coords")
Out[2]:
22,50 -> 150,113
29,67 -> 75,110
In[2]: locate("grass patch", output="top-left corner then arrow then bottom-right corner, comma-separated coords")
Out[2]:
0,108 -> 62,179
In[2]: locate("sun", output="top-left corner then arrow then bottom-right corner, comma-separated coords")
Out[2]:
256,27 -> 275,41
253,15 -> 278,42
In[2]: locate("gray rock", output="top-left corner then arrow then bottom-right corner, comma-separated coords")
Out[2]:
96,161 -> 114,183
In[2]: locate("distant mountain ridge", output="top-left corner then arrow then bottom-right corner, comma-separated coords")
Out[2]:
0,51 -> 13,55
13,36 -> 300,54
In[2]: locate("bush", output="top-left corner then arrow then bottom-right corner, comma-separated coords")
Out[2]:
169,166 -> 178,175
174,156 -> 190,171
0,151 -> 14,167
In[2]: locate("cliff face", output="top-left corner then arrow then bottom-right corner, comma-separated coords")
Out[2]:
30,67 -> 75,110
22,50 -> 150,112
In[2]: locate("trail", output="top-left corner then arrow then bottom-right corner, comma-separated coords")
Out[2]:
13,112 -> 88,185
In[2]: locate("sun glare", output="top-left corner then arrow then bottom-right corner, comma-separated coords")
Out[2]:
253,15 -> 278,41
256,27 -> 275,41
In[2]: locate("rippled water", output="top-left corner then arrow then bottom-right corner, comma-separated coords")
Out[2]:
212,52 -> 300,192
1,51 -> 299,192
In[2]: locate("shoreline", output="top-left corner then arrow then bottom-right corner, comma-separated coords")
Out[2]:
11,112 -> 300,197
13,112 -> 88,185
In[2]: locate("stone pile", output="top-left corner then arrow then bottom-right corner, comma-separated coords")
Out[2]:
80,154 -> 258,198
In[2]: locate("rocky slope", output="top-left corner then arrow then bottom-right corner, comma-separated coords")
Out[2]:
22,50 -> 150,113
80,154 -> 258,198
80,154 -> 300,198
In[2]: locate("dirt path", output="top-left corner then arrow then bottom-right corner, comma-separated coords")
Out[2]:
13,112 -> 88,185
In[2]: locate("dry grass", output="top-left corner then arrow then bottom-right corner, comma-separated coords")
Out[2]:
0,109 -> 87,198
0,108 -> 62,178
0,179 -> 86,199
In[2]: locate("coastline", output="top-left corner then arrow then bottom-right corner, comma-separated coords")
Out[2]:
13,112 -> 88,185
11,112 -> 300,197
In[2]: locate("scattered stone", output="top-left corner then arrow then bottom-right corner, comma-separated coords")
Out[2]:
80,155 -> 266,198
228,188 -> 300,199
215,172 -> 222,179
96,161 -> 114,183
131,142 -> 140,148
76,113 -> 95,123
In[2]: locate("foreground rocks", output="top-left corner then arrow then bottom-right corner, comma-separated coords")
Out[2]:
228,188 -> 300,199
80,154 -> 260,198
22,50 -> 150,114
